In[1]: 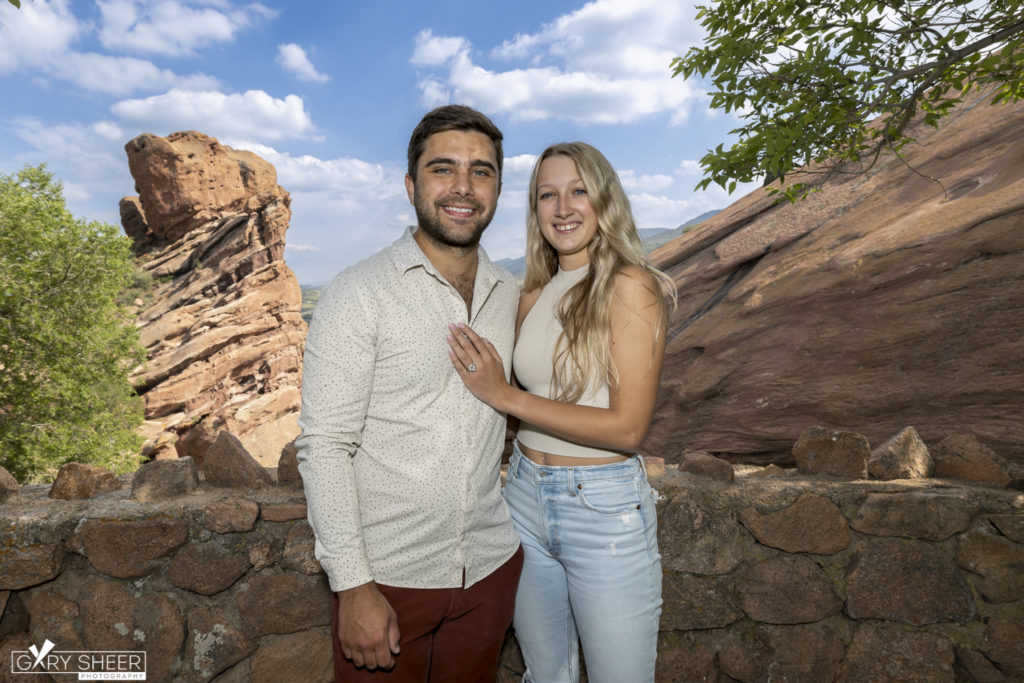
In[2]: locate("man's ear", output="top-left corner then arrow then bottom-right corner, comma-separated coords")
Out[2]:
404,174 -> 415,205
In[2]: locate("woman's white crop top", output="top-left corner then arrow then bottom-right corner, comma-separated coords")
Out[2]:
512,265 -> 624,458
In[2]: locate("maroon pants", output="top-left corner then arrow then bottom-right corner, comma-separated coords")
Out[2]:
332,546 -> 524,683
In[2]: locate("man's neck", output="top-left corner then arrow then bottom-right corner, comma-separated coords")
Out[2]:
413,228 -> 479,311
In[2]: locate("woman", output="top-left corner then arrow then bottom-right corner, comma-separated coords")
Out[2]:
446,141 -> 675,683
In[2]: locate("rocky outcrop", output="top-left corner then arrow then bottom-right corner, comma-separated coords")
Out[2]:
646,88 -> 1024,468
122,131 -> 305,467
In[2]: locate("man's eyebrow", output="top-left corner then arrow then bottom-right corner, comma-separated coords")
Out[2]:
424,157 -> 497,172
470,159 -> 497,172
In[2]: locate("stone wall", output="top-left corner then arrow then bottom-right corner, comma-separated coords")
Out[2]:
2,465 -> 1022,682
650,469 -> 1023,683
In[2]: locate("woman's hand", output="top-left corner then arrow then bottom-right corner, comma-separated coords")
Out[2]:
447,322 -> 512,411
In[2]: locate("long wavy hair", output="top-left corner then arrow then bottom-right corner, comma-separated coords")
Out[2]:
524,142 -> 676,403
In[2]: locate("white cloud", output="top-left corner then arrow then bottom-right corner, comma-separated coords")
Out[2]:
9,117 -> 137,228
505,153 -> 538,178
411,30 -> 469,66
412,0 -> 705,125
97,0 -> 276,56
286,243 -> 322,252
417,78 -> 450,108
13,118 -> 130,181
677,159 -> 704,176
111,89 -> 316,142
628,177 -> 761,230
0,0 -> 223,94
229,142 -> 405,196
619,170 -> 674,192
0,0 -> 80,74
51,52 -> 220,95
276,43 -> 330,83
493,0 -> 699,77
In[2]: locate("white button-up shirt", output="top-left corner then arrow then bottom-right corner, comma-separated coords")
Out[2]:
296,228 -> 520,592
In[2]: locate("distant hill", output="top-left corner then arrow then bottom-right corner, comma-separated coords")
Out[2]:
301,210 -> 722,303
493,255 -> 526,280
638,227 -> 671,241
300,284 -> 320,324
641,210 -> 722,254
492,213 -> 720,280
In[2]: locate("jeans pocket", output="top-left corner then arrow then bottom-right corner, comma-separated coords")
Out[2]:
576,476 -> 642,514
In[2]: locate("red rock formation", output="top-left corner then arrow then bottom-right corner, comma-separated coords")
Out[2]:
122,131 -> 305,467
645,89 -> 1024,467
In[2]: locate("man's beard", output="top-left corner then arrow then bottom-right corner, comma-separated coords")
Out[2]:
413,189 -> 495,250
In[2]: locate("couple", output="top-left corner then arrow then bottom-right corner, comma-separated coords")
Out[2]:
297,105 -> 674,683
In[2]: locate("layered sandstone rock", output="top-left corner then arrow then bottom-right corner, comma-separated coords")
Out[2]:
122,131 -> 305,467
646,89 -> 1024,467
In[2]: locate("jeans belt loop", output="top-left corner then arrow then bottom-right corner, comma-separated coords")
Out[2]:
637,454 -> 648,480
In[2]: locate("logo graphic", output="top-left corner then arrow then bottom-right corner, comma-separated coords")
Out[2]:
29,639 -> 56,669
10,640 -> 146,680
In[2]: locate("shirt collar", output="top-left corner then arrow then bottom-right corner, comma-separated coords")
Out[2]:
390,226 -> 508,288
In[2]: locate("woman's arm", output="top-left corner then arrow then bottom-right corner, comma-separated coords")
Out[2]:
447,266 -> 666,453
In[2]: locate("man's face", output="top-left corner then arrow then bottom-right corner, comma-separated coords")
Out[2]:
405,130 -> 501,249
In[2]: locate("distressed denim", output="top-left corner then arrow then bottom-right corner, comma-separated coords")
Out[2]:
505,443 -> 662,683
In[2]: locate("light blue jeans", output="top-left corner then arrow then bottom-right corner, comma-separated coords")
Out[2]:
505,443 -> 662,683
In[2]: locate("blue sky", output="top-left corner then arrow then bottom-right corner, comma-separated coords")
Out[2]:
0,0 -> 758,285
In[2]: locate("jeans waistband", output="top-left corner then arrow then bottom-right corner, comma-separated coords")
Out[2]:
510,441 -> 647,483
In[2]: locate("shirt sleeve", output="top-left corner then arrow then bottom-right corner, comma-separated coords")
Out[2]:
295,270 -> 377,592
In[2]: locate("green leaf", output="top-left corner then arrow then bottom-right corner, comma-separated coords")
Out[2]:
668,0 -> 1024,200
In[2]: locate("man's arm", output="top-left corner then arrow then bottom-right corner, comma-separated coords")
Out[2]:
295,273 -> 400,669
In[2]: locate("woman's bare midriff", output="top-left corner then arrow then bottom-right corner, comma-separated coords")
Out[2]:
519,441 -> 631,467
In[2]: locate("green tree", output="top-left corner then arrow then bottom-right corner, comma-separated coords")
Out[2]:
0,165 -> 145,482
673,0 -> 1024,199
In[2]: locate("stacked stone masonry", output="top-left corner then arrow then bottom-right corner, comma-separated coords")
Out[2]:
1,467 -> 1022,682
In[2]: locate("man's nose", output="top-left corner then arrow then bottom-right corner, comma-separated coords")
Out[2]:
451,168 -> 473,195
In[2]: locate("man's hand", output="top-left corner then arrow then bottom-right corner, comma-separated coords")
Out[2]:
336,582 -> 401,670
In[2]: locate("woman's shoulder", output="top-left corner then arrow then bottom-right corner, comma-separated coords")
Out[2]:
612,264 -> 660,299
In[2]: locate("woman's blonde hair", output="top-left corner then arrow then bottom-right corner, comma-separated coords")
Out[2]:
524,142 -> 676,403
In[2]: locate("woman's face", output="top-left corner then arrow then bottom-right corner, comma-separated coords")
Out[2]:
534,154 -> 598,270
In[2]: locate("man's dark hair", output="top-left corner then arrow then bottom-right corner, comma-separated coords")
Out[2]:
407,105 -> 503,182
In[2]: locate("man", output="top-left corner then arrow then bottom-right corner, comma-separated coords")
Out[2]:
296,105 -> 523,682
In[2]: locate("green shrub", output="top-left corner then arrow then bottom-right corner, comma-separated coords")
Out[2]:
0,165 -> 145,482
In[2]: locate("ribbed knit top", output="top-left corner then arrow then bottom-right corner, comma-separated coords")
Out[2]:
512,265 -> 623,459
